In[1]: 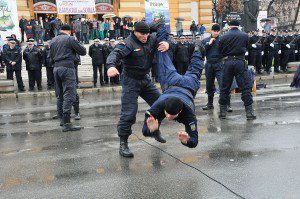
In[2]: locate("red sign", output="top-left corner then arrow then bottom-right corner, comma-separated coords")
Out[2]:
96,3 -> 114,13
34,2 -> 57,13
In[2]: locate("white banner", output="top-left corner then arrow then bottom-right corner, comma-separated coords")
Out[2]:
0,0 -> 20,40
56,0 -> 96,14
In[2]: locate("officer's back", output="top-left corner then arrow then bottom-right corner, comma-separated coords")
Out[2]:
50,27 -> 86,68
220,25 -> 248,57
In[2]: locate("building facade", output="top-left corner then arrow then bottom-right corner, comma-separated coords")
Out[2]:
16,0 -> 213,31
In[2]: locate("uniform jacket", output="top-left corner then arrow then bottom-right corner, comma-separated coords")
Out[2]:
202,36 -> 222,63
23,46 -> 43,70
174,42 -> 190,62
88,44 -> 106,65
2,46 -> 22,70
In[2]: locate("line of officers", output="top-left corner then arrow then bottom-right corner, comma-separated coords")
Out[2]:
0,36 -> 124,92
246,28 -> 300,74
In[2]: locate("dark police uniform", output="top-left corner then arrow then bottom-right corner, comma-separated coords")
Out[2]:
174,41 -> 190,75
264,33 -> 280,73
106,32 -> 161,142
142,26 -> 204,148
107,44 -> 120,85
23,45 -> 43,90
202,35 -> 224,109
219,27 -> 255,119
2,45 -> 25,90
282,33 -> 296,72
249,34 -> 263,73
49,32 -> 86,127
43,44 -> 55,89
88,43 -> 106,86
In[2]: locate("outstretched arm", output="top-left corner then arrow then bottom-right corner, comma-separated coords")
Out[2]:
179,119 -> 198,148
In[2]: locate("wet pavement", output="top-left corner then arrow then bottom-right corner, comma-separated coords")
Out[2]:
0,81 -> 300,199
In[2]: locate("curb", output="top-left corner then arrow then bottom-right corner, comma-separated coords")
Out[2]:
0,74 -> 295,100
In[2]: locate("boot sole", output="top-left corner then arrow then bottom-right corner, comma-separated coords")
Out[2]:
119,151 -> 134,158
154,138 -> 167,143
62,127 -> 82,132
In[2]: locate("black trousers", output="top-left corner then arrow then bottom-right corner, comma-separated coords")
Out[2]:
104,64 -> 109,83
7,70 -> 25,89
117,74 -> 161,138
46,67 -> 55,88
28,69 -> 42,88
93,64 -> 104,85
219,59 -> 253,107
250,50 -> 262,72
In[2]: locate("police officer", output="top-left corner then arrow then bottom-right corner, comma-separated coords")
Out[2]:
106,21 -> 169,157
2,39 -> 25,91
249,29 -> 263,74
142,25 -> 205,148
261,30 -> 268,71
218,20 -> 256,120
23,38 -> 43,91
264,29 -> 280,73
103,38 -> 110,85
174,36 -> 190,75
202,24 -> 232,112
282,29 -> 296,72
43,40 -> 54,90
107,39 -> 120,85
89,38 -> 106,87
49,24 -> 86,132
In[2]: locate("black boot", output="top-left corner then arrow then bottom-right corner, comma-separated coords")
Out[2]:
219,105 -> 227,119
152,130 -> 166,143
245,105 -> 256,120
119,136 -> 134,158
62,117 -> 82,132
202,96 -> 214,110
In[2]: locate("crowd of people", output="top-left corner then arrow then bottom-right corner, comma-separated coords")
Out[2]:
18,15 -> 135,44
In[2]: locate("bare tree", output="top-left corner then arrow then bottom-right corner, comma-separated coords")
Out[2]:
292,0 -> 300,29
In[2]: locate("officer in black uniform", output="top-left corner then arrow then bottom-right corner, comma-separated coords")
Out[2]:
2,39 -> 25,91
218,20 -> 256,120
249,29 -> 263,74
103,38 -> 110,85
107,39 -> 120,85
282,29 -> 296,72
261,30 -> 268,71
49,24 -> 86,132
43,40 -> 55,90
89,38 -> 106,87
174,36 -> 190,75
23,38 -> 43,91
106,21 -> 169,158
202,24 -> 232,112
264,29 -> 280,73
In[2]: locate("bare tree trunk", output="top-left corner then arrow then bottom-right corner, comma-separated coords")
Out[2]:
292,0 -> 300,29
267,0 -> 275,16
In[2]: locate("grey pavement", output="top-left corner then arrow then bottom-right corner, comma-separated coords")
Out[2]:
0,80 -> 300,198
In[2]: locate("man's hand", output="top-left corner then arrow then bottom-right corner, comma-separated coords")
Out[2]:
107,67 -> 119,77
178,132 -> 190,144
146,116 -> 159,133
209,38 -> 215,45
11,61 -> 16,66
157,41 -> 169,52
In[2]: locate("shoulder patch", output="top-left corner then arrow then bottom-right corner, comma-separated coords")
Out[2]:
189,122 -> 196,131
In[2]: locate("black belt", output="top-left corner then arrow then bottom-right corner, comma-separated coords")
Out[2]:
123,70 -> 148,80
223,55 -> 245,61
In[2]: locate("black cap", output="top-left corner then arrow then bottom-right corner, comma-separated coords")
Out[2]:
270,29 -> 276,32
255,29 -> 259,32
28,38 -> 35,42
6,36 -> 12,40
211,24 -> 220,31
38,43 -> 44,46
165,97 -> 183,115
228,19 -> 240,26
8,39 -> 16,44
134,21 -> 150,33
61,24 -> 71,31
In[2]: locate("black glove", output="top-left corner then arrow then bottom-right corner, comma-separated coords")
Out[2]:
194,41 -> 206,58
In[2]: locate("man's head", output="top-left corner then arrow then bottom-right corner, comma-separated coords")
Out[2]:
211,23 -> 220,38
94,38 -> 100,45
104,38 -> 109,44
110,39 -> 115,46
270,29 -> 276,35
133,21 -> 150,43
254,29 -> 259,36
38,43 -> 44,49
8,39 -> 16,48
60,24 -> 71,35
27,38 -> 35,48
179,36 -> 185,43
164,97 -> 183,121
228,19 -> 240,29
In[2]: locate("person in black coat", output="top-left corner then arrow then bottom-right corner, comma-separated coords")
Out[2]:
88,38 -> 106,87
19,16 -> 27,42
174,36 -> 190,75
23,39 -> 43,90
43,41 -> 54,90
2,39 -> 25,91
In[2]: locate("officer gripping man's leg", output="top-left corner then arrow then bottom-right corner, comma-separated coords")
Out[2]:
142,23 -> 205,148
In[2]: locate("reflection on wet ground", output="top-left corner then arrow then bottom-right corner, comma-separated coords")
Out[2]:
0,83 -> 300,198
